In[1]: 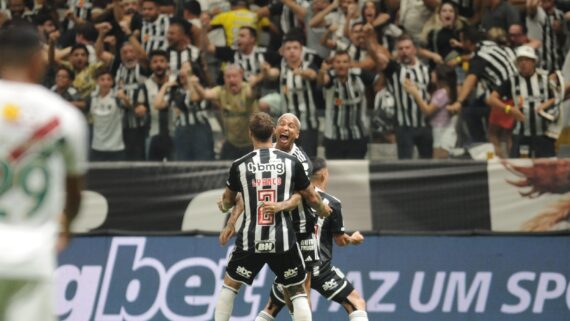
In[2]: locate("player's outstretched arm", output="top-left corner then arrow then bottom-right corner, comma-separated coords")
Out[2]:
261,193 -> 302,216
334,231 -> 364,247
58,175 -> 84,252
219,187 -> 238,213
219,195 -> 244,246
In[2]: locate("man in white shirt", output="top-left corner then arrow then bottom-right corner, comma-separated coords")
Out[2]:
0,26 -> 87,321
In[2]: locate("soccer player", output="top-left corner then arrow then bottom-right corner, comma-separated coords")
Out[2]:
256,157 -> 369,321
215,112 -> 329,321
0,26 -> 87,321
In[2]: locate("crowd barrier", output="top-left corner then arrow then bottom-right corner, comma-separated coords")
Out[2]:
78,159 -> 570,233
57,234 -> 570,321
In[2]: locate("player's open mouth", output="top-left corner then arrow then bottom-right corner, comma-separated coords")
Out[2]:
279,134 -> 289,143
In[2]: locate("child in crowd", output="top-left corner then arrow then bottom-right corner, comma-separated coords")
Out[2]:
88,68 -> 130,161
403,64 -> 458,159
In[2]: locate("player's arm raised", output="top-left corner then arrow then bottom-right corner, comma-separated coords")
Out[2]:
334,231 -> 364,247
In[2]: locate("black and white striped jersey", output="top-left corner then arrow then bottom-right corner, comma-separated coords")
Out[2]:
275,143 -> 315,234
497,69 -> 559,137
269,0 -> 310,34
167,45 -> 201,75
215,46 -> 280,80
115,63 -> 148,129
527,7 -> 566,72
385,60 -> 431,128
226,148 -> 311,253
372,87 -> 396,133
468,41 -> 517,92
134,78 -> 172,136
279,61 -> 321,131
67,0 -> 92,29
172,91 -> 209,127
141,14 -> 170,53
331,39 -> 368,62
315,188 -> 344,266
323,68 -> 374,140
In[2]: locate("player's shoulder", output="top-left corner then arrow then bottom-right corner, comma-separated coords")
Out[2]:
319,190 -> 341,207
271,148 -> 299,162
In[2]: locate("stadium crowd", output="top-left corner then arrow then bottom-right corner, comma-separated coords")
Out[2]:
4,0 -> 570,160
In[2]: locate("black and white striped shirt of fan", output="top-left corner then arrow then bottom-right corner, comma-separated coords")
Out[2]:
269,0 -> 310,35
527,6 -> 567,72
323,68 -> 375,140
67,0 -> 92,29
141,14 -> 170,53
468,40 -> 518,94
279,59 -> 321,132
215,46 -> 281,80
115,63 -> 148,129
226,148 -> 311,253
384,59 -> 431,128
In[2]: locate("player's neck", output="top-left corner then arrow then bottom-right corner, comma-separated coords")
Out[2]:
312,180 -> 326,191
0,69 -> 34,83
253,140 -> 273,149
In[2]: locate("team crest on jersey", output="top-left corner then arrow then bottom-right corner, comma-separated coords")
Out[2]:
247,160 -> 285,174
255,241 -> 276,253
2,103 -> 20,122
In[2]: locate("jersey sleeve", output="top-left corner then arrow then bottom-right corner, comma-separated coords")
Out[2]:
226,162 -> 241,192
293,159 -> 311,191
60,104 -> 89,176
326,197 -> 345,234
467,56 -> 487,78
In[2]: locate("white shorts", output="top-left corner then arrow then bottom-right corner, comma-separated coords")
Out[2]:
432,126 -> 457,151
0,278 -> 56,321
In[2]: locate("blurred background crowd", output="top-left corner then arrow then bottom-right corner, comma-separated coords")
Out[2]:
5,0 -> 570,161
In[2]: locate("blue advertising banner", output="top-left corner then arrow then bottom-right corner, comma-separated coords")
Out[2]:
57,235 -> 570,321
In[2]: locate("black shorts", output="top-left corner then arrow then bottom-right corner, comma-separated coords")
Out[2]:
311,264 -> 354,303
269,263 -> 354,306
297,232 -> 320,269
226,245 -> 306,287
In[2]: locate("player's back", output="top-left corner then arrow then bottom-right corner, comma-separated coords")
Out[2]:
228,147 -> 307,253
0,80 -> 87,279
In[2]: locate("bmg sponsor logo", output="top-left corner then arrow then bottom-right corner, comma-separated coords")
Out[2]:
247,160 -> 285,174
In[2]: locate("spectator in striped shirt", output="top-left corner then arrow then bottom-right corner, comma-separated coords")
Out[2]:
264,32 -> 322,158
154,62 -> 215,160
527,0 -> 568,72
139,0 -> 170,53
487,45 -> 562,158
318,51 -> 375,159
366,25 -> 433,159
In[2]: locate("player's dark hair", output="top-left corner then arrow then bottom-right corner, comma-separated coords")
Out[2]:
283,28 -> 305,46
184,0 -> 202,15
142,0 -> 161,6
240,26 -> 257,39
462,26 -> 486,44
170,17 -> 192,37
94,67 -> 113,79
311,157 -> 327,176
334,50 -> 351,59
0,25 -> 43,67
249,112 -> 274,142
76,23 -> 99,42
56,65 -> 75,80
148,49 -> 169,61
70,43 -> 89,56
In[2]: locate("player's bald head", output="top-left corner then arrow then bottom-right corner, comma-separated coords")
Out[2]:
277,113 -> 301,130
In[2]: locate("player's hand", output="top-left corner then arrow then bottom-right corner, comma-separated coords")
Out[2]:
96,22 -> 113,35
347,3 -> 359,19
512,106 -> 525,122
446,101 -> 462,114
432,53 -> 444,65
402,79 -> 418,95
350,231 -> 364,245
119,20 -> 132,35
261,201 -> 282,215
218,199 -> 231,213
219,223 -> 236,246
317,203 -> 332,218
